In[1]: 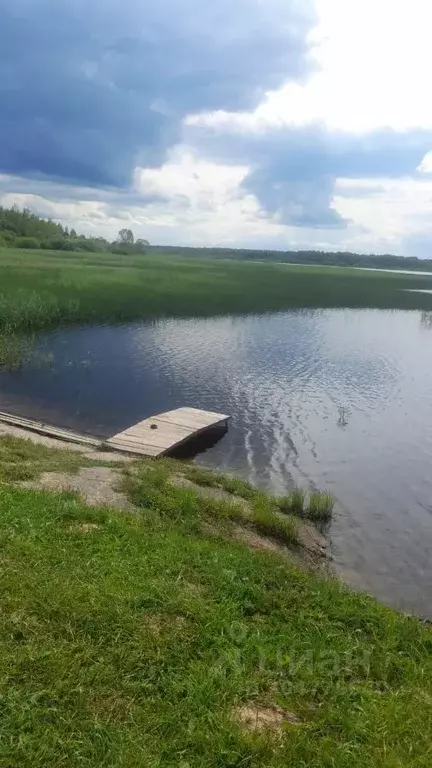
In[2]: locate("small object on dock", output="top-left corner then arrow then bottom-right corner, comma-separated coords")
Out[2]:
106,407 -> 230,457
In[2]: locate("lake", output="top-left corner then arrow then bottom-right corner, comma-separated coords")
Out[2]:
1,308 -> 432,618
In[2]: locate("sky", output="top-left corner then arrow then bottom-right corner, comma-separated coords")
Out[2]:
1,0 -> 432,256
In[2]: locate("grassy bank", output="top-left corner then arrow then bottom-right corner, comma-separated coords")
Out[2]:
0,434 -> 430,766
2,249 -> 432,338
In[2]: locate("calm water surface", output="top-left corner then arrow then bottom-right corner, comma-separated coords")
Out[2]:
1,308 -> 432,617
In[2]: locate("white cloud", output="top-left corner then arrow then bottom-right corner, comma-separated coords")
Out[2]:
181,0 -> 432,255
134,151 -> 290,246
5,152 -> 432,256
135,150 -> 248,209
418,151 -> 432,174
0,154 -> 291,248
334,177 -> 432,247
188,0 -> 432,134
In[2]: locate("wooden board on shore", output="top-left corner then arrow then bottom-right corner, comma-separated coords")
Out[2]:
106,407 -> 229,457
0,410 -> 100,447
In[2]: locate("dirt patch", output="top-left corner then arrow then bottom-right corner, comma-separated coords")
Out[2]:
82,450 -> 132,463
21,467 -> 135,512
296,520 -> 328,557
232,524 -> 329,572
144,613 -> 188,636
236,704 -> 302,733
180,580 -> 204,597
233,526 -> 283,554
88,693 -> 135,724
70,523 -> 102,534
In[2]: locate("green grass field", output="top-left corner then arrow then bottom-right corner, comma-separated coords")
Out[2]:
1,248 -> 432,339
0,437 -> 430,767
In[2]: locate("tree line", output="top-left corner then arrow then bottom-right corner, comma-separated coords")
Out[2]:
0,205 -> 149,255
149,245 -> 432,272
1,203 -> 431,271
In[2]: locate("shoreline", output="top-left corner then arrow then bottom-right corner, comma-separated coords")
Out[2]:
1,411 -> 429,621
0,415 -> 331,568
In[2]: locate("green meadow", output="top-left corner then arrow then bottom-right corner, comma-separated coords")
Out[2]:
1,248 -> 432,340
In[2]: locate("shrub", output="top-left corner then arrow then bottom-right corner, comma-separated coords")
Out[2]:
0,229 -> 16,245
40,236 -> 75,251
15,236 -> 40,250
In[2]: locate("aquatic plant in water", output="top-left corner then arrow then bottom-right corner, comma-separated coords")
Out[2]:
307,491 -> 335,522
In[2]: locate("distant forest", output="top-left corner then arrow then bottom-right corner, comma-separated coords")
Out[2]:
1,203 -> 431,271
149,245 -> 432,272
0,204 -> 148,255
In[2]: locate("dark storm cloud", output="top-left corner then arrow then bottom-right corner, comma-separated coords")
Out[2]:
0,0 -> 315,187
187,122 -> 432,227
0,172 -> 162,208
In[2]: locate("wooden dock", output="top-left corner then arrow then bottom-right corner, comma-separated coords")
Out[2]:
106,407 -> 229,457
0,407 -> 230,458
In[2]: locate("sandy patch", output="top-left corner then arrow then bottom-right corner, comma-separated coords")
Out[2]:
236,704 -> 302,733
70,523 -> 102,533
22,466 -> 135,511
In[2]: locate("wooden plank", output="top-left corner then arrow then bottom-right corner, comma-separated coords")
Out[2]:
119,421 -> 191,445
0,410 -> 100,447
105,439 -> 160,457
154,408 -> 228,430
106,407 -> 229,457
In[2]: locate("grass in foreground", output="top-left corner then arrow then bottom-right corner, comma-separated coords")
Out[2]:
0,480 -> 430,767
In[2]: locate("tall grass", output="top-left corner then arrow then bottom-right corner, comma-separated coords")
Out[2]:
2,247 -> 432,369
307,491 -> 335,522
0,332 -> 35,370
0,289 -> 80,369
1,248 -> 432,339
292,487 -> 306,514
0,289 -> 80,333
279,488 -> 335,523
